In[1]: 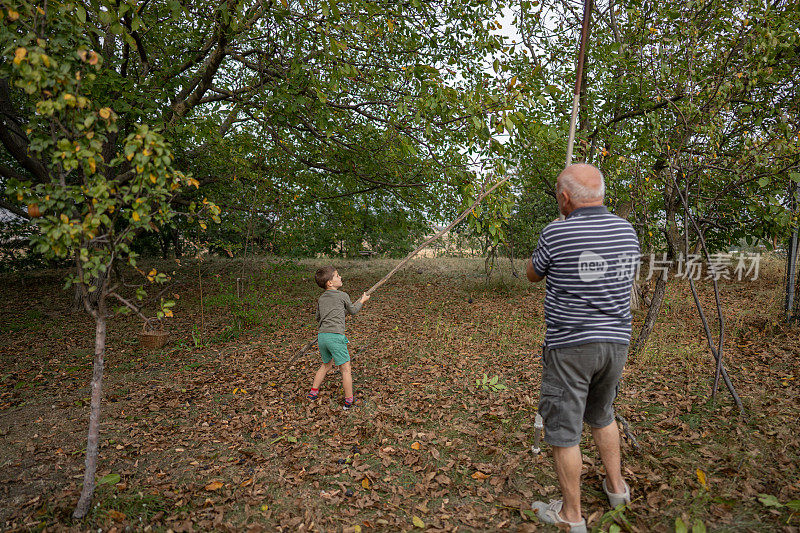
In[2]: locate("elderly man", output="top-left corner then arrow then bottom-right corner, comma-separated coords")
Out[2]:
525,163 -> 640,532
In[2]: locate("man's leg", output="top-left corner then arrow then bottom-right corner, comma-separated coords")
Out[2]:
340,361 -> 353,398
592,421 -> 625,493
552,444 -> 583,523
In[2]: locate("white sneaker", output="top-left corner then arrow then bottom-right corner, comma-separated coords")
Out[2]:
602,478 -> 631,507
531,500 -> 587,533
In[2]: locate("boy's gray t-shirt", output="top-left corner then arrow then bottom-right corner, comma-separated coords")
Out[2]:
316,289 -> 362,334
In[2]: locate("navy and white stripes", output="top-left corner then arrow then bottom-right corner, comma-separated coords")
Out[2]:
531,205 -> 640,348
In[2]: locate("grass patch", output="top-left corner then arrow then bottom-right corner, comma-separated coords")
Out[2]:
0,309 -> 46,333
1,255 -> 798,531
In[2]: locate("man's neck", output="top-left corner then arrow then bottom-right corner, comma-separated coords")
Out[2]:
564,201 -> 604,216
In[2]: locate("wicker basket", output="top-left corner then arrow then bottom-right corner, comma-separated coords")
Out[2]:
138,329 -> 170,349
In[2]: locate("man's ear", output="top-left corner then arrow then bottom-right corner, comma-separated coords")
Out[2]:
559,189 -> 571,211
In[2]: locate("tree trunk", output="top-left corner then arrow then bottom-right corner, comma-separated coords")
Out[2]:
631,164 -> 683,352
632,270 -> 667,354
484,241 -> 496,279
160,230 -> 170,260
72,310 -> 106,519
172,226 -> 182,258
630,280 -> 640,311
72,270 -> 106,312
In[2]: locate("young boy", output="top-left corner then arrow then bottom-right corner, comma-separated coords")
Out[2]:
308,266 -> 369,410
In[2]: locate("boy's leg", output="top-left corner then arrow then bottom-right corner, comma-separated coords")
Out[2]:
340,361 -> 353,398
312,362 -> 334,390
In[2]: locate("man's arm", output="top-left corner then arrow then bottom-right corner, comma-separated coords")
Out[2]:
526,258 -> 544,283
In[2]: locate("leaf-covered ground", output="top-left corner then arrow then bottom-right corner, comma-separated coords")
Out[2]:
1,256 -> 798,532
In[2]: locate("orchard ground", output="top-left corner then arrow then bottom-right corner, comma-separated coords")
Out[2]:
1,256 -> 798,532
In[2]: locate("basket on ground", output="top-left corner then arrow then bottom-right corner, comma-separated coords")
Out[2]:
138,329 -> 170,349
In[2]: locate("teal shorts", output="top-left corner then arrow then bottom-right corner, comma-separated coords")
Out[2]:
317,332 -> 350,366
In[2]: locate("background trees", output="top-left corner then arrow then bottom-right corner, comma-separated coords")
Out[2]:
1,0 -> 798,518
1,0 -> 529,515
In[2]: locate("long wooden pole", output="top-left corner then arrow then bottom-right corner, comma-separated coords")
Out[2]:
363,175 -> 512,296
536,0 -> 594,454
292,175 -> 512,360
565,0 -> 593,167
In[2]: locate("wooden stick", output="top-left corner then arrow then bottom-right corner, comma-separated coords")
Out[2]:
565,0 -> 593,167
291,174 -> 513,362
363,174 -> 512,297
616,413 -> 640,453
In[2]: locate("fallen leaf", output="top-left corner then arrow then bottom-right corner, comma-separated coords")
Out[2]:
361,477 -> 370,489
758,494 -> 782,508
107,509 -> 126,521
696,468 -> 707,489
412,515 -> 425,528
98,473 -> 121,485
472,471 -> 489,480
411,442 -> 421,450
205,481 -> 224,491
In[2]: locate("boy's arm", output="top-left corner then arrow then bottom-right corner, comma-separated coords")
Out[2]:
342,292 -> 363,315
315,301 -> 320,323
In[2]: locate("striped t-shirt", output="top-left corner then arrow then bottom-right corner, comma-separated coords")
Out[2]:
531,205 -> 640,348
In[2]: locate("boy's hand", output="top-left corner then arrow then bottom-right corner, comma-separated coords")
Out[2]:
359,293 -> 370,304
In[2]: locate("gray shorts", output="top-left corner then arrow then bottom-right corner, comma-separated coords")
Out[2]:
538,342 -> 627,447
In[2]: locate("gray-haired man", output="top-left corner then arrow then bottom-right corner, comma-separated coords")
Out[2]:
525,163 -> 640,532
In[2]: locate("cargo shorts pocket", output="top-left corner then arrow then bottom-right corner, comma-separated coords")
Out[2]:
538,381 -> 564,436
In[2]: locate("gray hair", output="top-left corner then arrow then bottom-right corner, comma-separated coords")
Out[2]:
558,164 -> 605,203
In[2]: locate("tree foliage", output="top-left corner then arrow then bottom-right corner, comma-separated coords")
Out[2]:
501,0 -> 799,257
0,0 -> 539,516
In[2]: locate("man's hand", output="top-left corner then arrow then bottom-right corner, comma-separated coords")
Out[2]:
358,293 -> 370,304
526,259 -> 544,283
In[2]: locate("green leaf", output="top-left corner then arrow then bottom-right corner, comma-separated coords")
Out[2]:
98,10 -> 113,24
76,6 -> 86,23
692,519 -> 707,533
758,494 -> 783,508
675,517 -> 688,533
785,500 -> 800,512
412,515 -> 425,528
98,473 -> 121,485
609,525 -> 621,533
